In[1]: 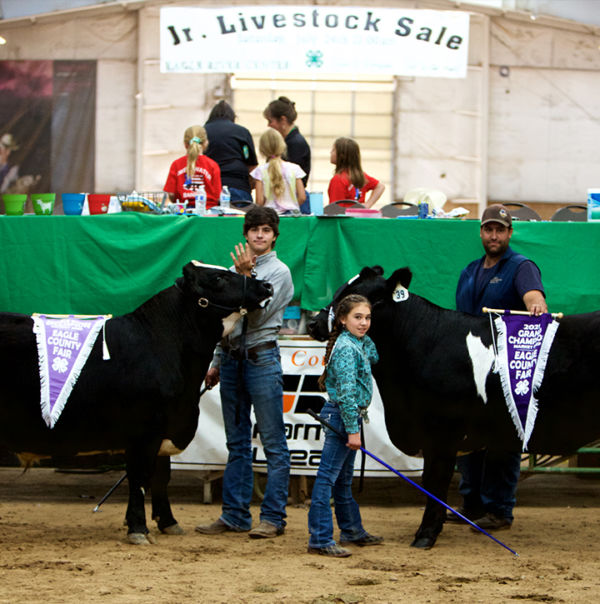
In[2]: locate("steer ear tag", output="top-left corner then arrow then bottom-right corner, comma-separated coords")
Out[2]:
392,283 -> 409,303
327,306 -> 335,333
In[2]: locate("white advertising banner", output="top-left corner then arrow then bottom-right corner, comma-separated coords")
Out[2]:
160,6 -> 470,78
172,338 -> 423,477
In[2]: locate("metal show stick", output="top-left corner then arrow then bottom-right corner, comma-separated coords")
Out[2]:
307,408 -> 519,557
93,385 -> 211,513
92,472 -> 127,513
482,307 -> 563,319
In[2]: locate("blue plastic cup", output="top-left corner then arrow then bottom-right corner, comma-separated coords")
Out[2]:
62,193 -> 85,215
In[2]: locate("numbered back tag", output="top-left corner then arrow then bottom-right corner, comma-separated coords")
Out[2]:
392,284 -> 409,303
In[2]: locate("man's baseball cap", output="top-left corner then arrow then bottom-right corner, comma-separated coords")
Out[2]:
481,204 -> 512,228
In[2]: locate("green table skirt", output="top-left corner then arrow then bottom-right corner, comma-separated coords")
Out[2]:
0,214 -> 597,317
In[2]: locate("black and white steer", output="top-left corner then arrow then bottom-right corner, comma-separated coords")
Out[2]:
309,266 -> 600,549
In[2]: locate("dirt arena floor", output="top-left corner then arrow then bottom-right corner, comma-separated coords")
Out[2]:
0,467 -> 599,603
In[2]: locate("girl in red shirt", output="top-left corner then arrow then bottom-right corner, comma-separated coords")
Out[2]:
164,125 -> 221,209
327,137 -> 385,208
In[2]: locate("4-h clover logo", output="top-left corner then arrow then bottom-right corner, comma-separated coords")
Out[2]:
306,50 -> 323,68
52,357 -> 69,374
515,380 -> 530,396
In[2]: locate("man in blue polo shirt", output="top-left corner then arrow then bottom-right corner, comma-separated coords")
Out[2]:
451,204 -> 547,531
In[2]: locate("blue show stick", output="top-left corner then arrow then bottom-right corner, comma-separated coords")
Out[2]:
307,408 -> 518,557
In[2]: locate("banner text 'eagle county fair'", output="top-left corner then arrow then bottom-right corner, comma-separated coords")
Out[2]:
160,6 -> 470,78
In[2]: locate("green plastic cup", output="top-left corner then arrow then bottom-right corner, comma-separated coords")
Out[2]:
31,193 -> 56,216
2,194 -> 27,216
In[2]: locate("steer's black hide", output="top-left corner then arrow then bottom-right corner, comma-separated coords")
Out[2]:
0,262 -> 273,543
308,266 -> 600,549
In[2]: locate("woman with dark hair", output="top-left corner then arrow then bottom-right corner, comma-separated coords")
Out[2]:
204,100 -> 258,203
263,96 -> 311,188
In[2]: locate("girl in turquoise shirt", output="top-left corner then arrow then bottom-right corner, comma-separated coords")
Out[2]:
307,294 -> 383,557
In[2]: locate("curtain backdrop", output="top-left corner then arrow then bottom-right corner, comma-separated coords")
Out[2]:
0,60 -> 96,210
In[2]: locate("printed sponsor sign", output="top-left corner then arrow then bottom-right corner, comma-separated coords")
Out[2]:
161,6 -> 470,78
172,338 -> 423,476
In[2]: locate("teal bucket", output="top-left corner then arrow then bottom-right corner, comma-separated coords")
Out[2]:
62,193 -> 85,216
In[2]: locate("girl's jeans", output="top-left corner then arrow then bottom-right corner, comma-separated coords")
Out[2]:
308,402 -> 367,548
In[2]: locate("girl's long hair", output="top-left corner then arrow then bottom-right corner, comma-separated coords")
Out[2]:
259,128 -> 287,199
317,294 -> 371,391
183,125 -> 207,181
333,137 -> 365,189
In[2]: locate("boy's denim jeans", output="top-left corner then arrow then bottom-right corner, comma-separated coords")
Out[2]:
219,346 -> 290,530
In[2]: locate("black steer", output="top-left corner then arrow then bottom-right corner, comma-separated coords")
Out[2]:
0,261 -> 273,544
309,266 -> 600,549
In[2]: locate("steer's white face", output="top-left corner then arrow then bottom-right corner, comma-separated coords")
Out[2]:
466,332 -> 495,403
191,260 -> 228,271
221,312 -> 241,337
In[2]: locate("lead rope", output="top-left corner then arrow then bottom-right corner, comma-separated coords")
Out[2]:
358,420 -> 366,493
235,275 -> 249,425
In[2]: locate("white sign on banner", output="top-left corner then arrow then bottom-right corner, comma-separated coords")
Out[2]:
172,338 -> 423,477
160,6 -> 470,78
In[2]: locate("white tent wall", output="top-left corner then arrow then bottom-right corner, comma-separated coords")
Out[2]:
96,58 -> 136,192
0,1 -> 598,212
136,5 -> 227,195
394,13 -> 490,211
487,16 -> 600,205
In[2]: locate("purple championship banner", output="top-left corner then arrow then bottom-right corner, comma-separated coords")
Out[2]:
32,315 -> 109,429
494,313 -> 559,450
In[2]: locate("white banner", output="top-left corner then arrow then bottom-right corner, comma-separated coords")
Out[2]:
172,338 -> 423,477
160,6 -> 470,78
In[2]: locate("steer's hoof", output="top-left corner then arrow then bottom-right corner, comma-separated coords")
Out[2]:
411,536 -> 435,550
128,532 -> 155,545
161,523 -> 185,536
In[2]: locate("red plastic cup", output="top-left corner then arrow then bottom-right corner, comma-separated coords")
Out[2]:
87,194 -> 111,215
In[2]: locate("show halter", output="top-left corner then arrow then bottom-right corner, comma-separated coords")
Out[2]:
174,273 -> 252,316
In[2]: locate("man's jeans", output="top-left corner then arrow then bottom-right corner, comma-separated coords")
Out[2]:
456,449 -> 521,521
219,346 -> 290,530
308,402 -> 367,548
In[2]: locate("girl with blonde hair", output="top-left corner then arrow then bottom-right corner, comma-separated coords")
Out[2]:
251,128 -> 306,214
163,125 -> 221,209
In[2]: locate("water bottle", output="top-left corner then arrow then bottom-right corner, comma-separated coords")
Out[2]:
195,185 -> 207,216
220,186 -> 231,209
